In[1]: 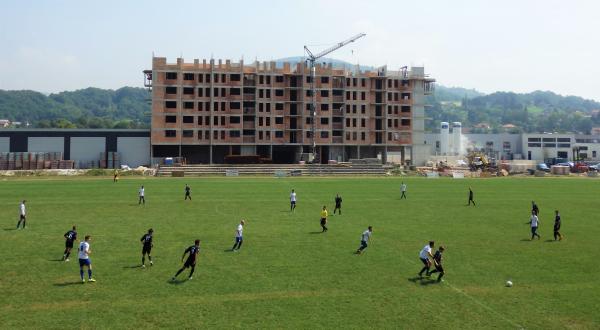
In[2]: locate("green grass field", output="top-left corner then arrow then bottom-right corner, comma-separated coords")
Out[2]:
1,176 -> 599,329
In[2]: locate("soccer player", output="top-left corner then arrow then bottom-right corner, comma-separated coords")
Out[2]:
400,182 -> 407,199
138,185 -> 145,205
553,210 -> 563,241
78,235 -> 96,283
427,246 -> 445,282
467,187 -> 476,206
290,189 -> 297,212
418,241 -> 435,278
333,194 -> 342,215
62,225 -> 77,261
172,239 -> 200,281
356,226 -> 373,254
184,184 -> 192,201
113,170 -> 119,182
320,205 -> 328,232
140,228 -> 154,268
530,211 -> 541,240
16,200 -> 26,229
531,201 -> 539,215
231,219 -> 245,251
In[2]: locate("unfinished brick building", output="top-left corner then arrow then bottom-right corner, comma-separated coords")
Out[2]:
146,57 -> 434,164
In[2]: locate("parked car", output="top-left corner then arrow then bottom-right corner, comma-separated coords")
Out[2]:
589,163 -> 600,171
536,163 -> 550,172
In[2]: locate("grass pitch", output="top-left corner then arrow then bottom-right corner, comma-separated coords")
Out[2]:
1,176 -> 599,329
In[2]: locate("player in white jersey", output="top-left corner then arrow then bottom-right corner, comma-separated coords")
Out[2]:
400,182 -> 407,199
290,189 -> 297,212
17,200 -> 26,229
138,185 -> 145,205
530,212 -> 541,240
418,241 -> 435,278
356,226 -> 373,254
231,220 -> 245,251
78,235 -> 96,283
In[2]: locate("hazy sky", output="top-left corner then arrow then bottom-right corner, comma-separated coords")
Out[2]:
1,0 -> 599,100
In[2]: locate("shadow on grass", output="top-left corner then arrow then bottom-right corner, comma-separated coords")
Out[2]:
122,265 -> 141,269
420,279 -> 439,286
49,259 -> 64,262
223,249 -> 234,252
407,276 -> 439,286
308,231 -> 323,234
167,278 -> 188,285
53,281 -> 84,287
544,239 -> 556,243
520,238 -> 533,241
3,228 -> 17,231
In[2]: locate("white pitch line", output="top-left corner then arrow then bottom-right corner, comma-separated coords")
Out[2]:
445,281 -> 524,329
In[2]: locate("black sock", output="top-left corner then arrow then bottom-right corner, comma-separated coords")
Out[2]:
189,266 -> 195,277
419,267 -> 428,276
175,268 -> 184,277
438,273 -> 444,281
142,256 -> 145,265
66,251 -> 70,258
237,241 -> 243,249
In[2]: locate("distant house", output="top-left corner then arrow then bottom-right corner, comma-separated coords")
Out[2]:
591,127 -> 600,135
0,119 -> 10,128
473,122 -> 491,129
502,124 -> 517,129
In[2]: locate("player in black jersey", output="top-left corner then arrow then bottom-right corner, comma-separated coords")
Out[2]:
427,246 -> 445,282
532,201 -> 539,215
171,239 -> 200,281
62,225 -> 77,262
333,194 -> 342,215
184,184 -> 192,201
467,187 -> 476,206
554,210 -> 563,241
140,229 -> 154,268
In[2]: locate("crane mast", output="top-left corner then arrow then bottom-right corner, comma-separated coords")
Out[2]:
304,33 -> 366,163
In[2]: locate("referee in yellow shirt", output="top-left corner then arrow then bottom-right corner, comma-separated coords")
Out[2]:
320,205 -> 328,232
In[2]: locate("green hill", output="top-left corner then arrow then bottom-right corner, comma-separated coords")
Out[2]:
0,87 -> 150,128
427,89 -> 600,133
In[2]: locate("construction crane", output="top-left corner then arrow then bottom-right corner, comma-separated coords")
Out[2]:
304,33 -> 366,163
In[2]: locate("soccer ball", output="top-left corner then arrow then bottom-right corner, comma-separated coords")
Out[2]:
505,280 -> 513,287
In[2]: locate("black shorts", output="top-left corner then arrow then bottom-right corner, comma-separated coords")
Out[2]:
20,214 -> 26,220
142,245 -> 152,254
184,259 -> 196,268
291,201 -> 296,205
335,204 -> 341,208
420,258 -> 430,266
65,240 -> 74,249
320,218 -> 327,225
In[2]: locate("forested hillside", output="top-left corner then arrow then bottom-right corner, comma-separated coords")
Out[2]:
0,87 -> 150,128
426,87 -> 600,133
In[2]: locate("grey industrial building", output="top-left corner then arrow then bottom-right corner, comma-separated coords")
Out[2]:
0,129 -> 150,168
424,132 -> 600,162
